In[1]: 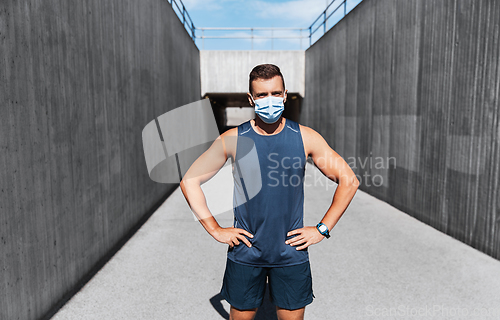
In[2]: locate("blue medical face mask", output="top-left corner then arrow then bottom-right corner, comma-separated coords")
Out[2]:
251,95 -> 285,124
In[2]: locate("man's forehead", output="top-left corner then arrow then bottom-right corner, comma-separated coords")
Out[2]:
252,77 -> 284,93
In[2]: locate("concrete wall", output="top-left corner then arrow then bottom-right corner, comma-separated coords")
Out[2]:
303,0 -> 500,259
0,1 -> 200,319
200,50 -> 305,97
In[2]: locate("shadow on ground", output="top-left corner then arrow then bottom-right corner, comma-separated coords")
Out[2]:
210,282 -> 278,320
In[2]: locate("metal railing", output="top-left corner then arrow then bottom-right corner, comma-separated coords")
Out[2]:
308,0 -> 349,46
167,0 -> 359,49
168,0 -> 196,40
197,27 -> 308,50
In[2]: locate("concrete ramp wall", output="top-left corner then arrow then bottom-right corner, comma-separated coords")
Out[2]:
303,0 -> 500,259
200,50 -> 305,97
0,1 -> 200,319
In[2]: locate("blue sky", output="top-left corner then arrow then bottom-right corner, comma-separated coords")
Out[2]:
173,0 -> 363,50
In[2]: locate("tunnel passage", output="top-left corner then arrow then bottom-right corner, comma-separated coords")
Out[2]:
205,92 -> 303,134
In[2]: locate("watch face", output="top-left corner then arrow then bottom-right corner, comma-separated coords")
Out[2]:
319,225 -> 327,233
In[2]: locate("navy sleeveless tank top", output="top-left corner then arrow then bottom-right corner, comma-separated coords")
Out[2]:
227,117 -> 308,267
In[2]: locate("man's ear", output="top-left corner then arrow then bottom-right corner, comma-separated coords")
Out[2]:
247,92 -> 255,107
283,89 -> 288,104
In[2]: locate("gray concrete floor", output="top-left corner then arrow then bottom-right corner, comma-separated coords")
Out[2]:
52,163 -> 500,320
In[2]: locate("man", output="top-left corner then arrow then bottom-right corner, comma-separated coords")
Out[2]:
180,64 -> 359,320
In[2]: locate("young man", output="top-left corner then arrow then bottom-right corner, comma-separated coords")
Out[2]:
180,64 -> 359,320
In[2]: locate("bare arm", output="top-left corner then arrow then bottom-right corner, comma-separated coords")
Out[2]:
179,130 -> 253,248
286,125 -> 359,250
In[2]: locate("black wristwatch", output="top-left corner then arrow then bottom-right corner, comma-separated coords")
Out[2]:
316,222 -> 330,239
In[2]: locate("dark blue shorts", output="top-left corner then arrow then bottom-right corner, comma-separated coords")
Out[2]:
220,258 -> 314,310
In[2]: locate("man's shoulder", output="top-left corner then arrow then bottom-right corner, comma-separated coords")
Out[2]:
221,127 -> 238,138
225,120 -> 252,136
297,123 -> 318,137
221,120 -> 250,137
298,124 -> 327,147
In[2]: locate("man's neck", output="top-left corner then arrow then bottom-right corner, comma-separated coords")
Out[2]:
252,117 -> 285,135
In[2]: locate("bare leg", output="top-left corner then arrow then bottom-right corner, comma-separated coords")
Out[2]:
229,306 -> 258,320
276,306 -> 305,320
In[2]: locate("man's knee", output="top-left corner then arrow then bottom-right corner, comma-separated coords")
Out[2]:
229,306 -> 258,320
276,306 -> 305,320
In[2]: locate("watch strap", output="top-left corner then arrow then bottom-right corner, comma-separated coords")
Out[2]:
316,222 -> 330,239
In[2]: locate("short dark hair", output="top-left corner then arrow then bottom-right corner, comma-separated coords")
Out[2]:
249,64 -> 285,95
